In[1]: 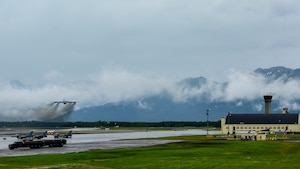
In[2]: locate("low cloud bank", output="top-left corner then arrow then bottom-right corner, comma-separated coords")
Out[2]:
0,69 -> 170,121
171,70 -> 300,111
1,68 -> 300,121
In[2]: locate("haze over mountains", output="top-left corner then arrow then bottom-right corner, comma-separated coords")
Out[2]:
68,66 -> 300,122
1,66 -> 300,122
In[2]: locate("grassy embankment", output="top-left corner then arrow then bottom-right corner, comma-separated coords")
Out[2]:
0,135 -> 300,169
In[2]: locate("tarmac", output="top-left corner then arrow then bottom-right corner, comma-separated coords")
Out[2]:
0,128 -> 221,157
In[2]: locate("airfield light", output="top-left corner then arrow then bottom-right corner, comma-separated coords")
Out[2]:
206,109 -> 210,135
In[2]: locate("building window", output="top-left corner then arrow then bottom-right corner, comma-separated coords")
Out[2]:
237,127 -> 239,129
249,127 -> 251,129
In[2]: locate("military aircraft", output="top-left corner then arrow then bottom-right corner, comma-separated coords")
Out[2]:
32,131 -> 48,139
14,131 -> 48,140
15,131 -> 34,140
54,130 -> 72,138
53,100 -> 76,104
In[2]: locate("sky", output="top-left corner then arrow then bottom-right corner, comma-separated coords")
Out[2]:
1,0 -> 300,120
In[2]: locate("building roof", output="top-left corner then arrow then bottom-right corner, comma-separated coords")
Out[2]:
225,114 -> 299,124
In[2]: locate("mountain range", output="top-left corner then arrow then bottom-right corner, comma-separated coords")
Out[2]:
67,66 -> 300,122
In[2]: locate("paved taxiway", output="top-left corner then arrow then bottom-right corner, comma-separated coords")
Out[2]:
0,129 -> 221,157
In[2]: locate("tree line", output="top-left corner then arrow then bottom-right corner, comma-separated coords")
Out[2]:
0,121 -> 221,128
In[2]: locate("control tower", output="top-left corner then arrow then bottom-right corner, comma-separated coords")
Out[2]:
263,95 -> 272,114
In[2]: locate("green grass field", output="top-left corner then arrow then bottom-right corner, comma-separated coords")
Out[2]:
0,135 -> 299,169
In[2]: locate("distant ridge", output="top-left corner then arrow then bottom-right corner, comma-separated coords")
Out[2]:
254,66 -> 300,80
68,66 -> 300,122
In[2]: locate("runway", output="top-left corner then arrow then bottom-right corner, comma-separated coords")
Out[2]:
0,128 -> 221,157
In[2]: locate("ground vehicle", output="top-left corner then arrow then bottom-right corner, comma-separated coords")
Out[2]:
9,139 -> 67,150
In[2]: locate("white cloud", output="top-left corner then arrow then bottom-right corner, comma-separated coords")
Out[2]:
223,71 -> 266,101
236,101 -> 243,107
169,69 -> 300,112
137,101 -> 151,110
253,104 -> 263,111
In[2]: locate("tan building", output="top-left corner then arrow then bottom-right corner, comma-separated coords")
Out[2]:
220,95 -> 300,140
221,113 -> 300,135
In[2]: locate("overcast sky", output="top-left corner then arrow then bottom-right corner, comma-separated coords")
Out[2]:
1,0 -> 300,82
1,0 -> 300,120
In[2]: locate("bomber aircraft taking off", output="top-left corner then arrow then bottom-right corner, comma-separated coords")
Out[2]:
43,100 -> 77,122
53,100 -> 76,104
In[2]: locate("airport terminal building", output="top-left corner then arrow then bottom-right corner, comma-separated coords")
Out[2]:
221,96 -> 300,139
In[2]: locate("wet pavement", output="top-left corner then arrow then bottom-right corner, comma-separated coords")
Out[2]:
0,129 -> 221,157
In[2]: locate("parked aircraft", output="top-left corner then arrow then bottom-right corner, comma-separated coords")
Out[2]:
54,130 -> 72,138
14,131 -> 48,140
33,131 -> 48,139
15,131 -> 34,140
